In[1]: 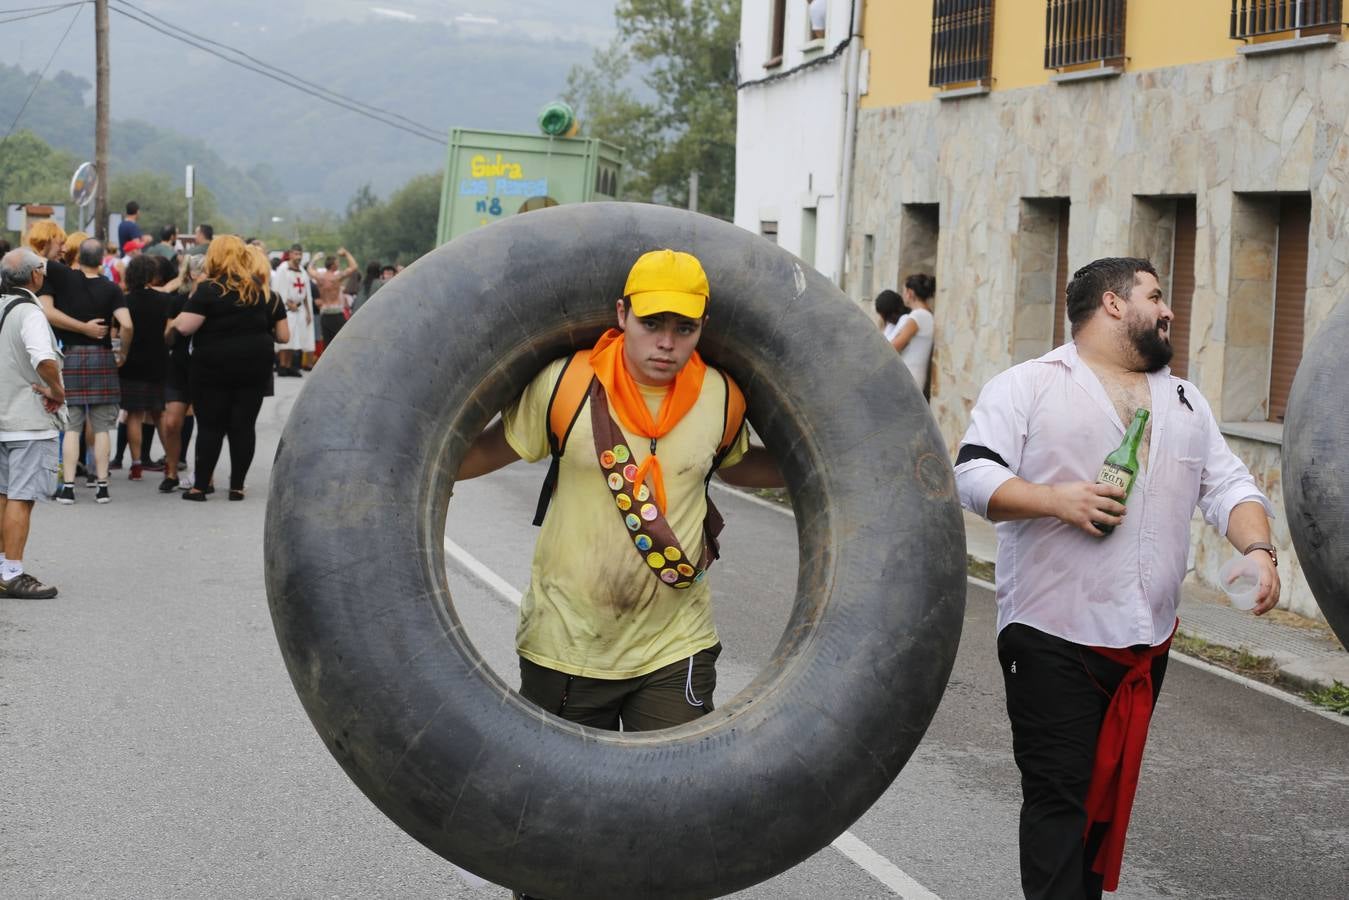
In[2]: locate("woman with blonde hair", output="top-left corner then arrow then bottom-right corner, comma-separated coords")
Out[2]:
171,235 -> 288,501
23,221 -> 65,261
60,231 -> 89,267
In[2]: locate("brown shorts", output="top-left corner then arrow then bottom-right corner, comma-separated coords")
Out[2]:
518,643 -> 721,732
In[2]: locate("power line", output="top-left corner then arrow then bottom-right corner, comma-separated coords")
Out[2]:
111,0 -> 444,139
107,0 -> 445,143
0,1 -> 86,26
0,3 -> 84,145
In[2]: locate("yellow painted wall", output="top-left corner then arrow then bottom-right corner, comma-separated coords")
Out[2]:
863,0 -> 1239,109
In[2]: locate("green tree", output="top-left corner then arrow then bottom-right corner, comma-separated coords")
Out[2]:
107,171 -> 226,238
565,0 -> 739,219
341,173 -> 442,267
0,130 -> 79,208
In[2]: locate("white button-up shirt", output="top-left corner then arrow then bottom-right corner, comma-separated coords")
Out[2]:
955,343 -> 1271,648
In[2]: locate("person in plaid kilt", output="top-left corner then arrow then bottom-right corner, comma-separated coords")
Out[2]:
38,239 -> 133,505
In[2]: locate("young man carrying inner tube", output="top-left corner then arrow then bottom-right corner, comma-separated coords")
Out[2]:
458,249 -> 782,734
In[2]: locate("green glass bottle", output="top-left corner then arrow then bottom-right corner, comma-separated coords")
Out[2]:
1094,408 -> 1149,536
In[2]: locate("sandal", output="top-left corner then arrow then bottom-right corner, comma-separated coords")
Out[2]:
228,489 -> 245,501
181,488 -> 207,502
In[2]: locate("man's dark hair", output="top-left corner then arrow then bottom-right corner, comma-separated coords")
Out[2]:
77,238 -> 104,268
155,252 -> 178,284
198,223 -> 214,240
126,201 -> 139,216
160,224 -> 176,241
873,289 -> 907,324
125,254 -> 159,291
0,239 -> 11,256
1065,257 -> 1159,335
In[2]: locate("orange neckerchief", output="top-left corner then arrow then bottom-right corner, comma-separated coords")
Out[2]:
589,328 -> 706,514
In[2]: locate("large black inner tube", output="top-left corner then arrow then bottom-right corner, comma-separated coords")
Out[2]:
1282,296 -> 1349,646
264,202 -> 967,899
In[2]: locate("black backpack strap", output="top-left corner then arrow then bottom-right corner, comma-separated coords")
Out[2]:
0,294 -> 37,337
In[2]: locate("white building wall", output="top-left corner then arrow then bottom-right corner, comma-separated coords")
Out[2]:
735,0 -> 853,283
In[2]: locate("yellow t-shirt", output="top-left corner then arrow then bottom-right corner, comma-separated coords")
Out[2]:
503,356 -> 750,679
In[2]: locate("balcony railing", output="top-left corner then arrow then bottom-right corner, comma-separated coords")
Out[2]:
1044,0 -> 1128,69
929,0 -> 996,88
1230,1 -> 1345,39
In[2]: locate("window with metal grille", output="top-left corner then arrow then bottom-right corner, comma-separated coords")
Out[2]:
1230,0 -> 1345,40
1268,196 -> 1310,422
929,0 -> 996,88
1045,0 -> 1128,70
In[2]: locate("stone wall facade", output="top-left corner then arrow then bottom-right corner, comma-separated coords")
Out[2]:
848,43 -> 1349,620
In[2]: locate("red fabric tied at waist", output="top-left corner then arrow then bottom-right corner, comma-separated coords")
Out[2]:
1084,620 -> 1176,892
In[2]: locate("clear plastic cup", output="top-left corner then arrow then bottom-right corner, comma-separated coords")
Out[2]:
1218,555 -> 1262,611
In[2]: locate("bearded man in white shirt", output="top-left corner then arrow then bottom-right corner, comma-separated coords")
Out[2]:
954,257 -> 1280,900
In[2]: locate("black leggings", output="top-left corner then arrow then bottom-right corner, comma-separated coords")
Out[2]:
191,383 -> 265,491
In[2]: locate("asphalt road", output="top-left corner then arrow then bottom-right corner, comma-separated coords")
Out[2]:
2,376 -> 1346,899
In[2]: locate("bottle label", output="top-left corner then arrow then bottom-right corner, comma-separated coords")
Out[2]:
1097,462 -> 1133,492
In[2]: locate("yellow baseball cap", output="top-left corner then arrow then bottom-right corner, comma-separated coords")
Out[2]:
623,249 -> 709,319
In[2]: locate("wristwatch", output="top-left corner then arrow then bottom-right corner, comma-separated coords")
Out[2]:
1242,541 -> 1278,567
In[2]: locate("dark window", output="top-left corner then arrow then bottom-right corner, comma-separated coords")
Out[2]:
1053,200 -> 1071,347
1269,195 -> 1310,422
1045,0 -> 1128,70
929,0 -> 997,88
1230,0 -> 1345,40
760,220 -> 779,244
1168,198 -> 1197,380
768,0 -> 787,66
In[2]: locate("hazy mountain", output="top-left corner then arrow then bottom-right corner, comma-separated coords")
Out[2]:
4,1 -> 617,215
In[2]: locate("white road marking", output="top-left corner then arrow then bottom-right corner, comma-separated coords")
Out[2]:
444,536 -> 521,606
441,533 -> 943,898
709,485 -> 1347,725
830,831 -> 943,900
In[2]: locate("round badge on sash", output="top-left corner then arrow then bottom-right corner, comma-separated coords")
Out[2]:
607,472 -> 624,491
664,547 -> 681,562
647,552 -> 666,569
677,563 -> 695,577
634,484 -> 650,502
624,513 -> 641,531
600,450 -> 616,468
640,503 -> 658,522
660,569 -> 679,584
622,464 -> 639,483
613,445 -> 631,463
634,534 -> 653,552
616,494 -> 632,511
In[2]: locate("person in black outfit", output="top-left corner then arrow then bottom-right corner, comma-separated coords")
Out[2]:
39,239 -> 132,504
171,236 -> 288,501
118,255 -> 170,481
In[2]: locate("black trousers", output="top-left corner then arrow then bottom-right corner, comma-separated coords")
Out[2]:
191,382 -> 265,491
320,310 -> 345,345
997,623 -> 1169,900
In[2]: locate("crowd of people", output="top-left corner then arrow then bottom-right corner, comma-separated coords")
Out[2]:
0,201 -> 400,596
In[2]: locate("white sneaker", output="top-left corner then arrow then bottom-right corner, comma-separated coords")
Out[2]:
178,471 -> 194,490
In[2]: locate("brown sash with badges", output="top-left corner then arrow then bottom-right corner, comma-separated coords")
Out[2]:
588,381 -> 713,590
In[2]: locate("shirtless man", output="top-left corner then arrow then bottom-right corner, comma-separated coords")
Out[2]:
307,248 -> 358,349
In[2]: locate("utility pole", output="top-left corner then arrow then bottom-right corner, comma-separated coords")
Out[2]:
94,0 -> 110,243
688,170 -> 699,214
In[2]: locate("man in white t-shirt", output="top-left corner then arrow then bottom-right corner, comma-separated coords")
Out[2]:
0,249 -> 67,599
